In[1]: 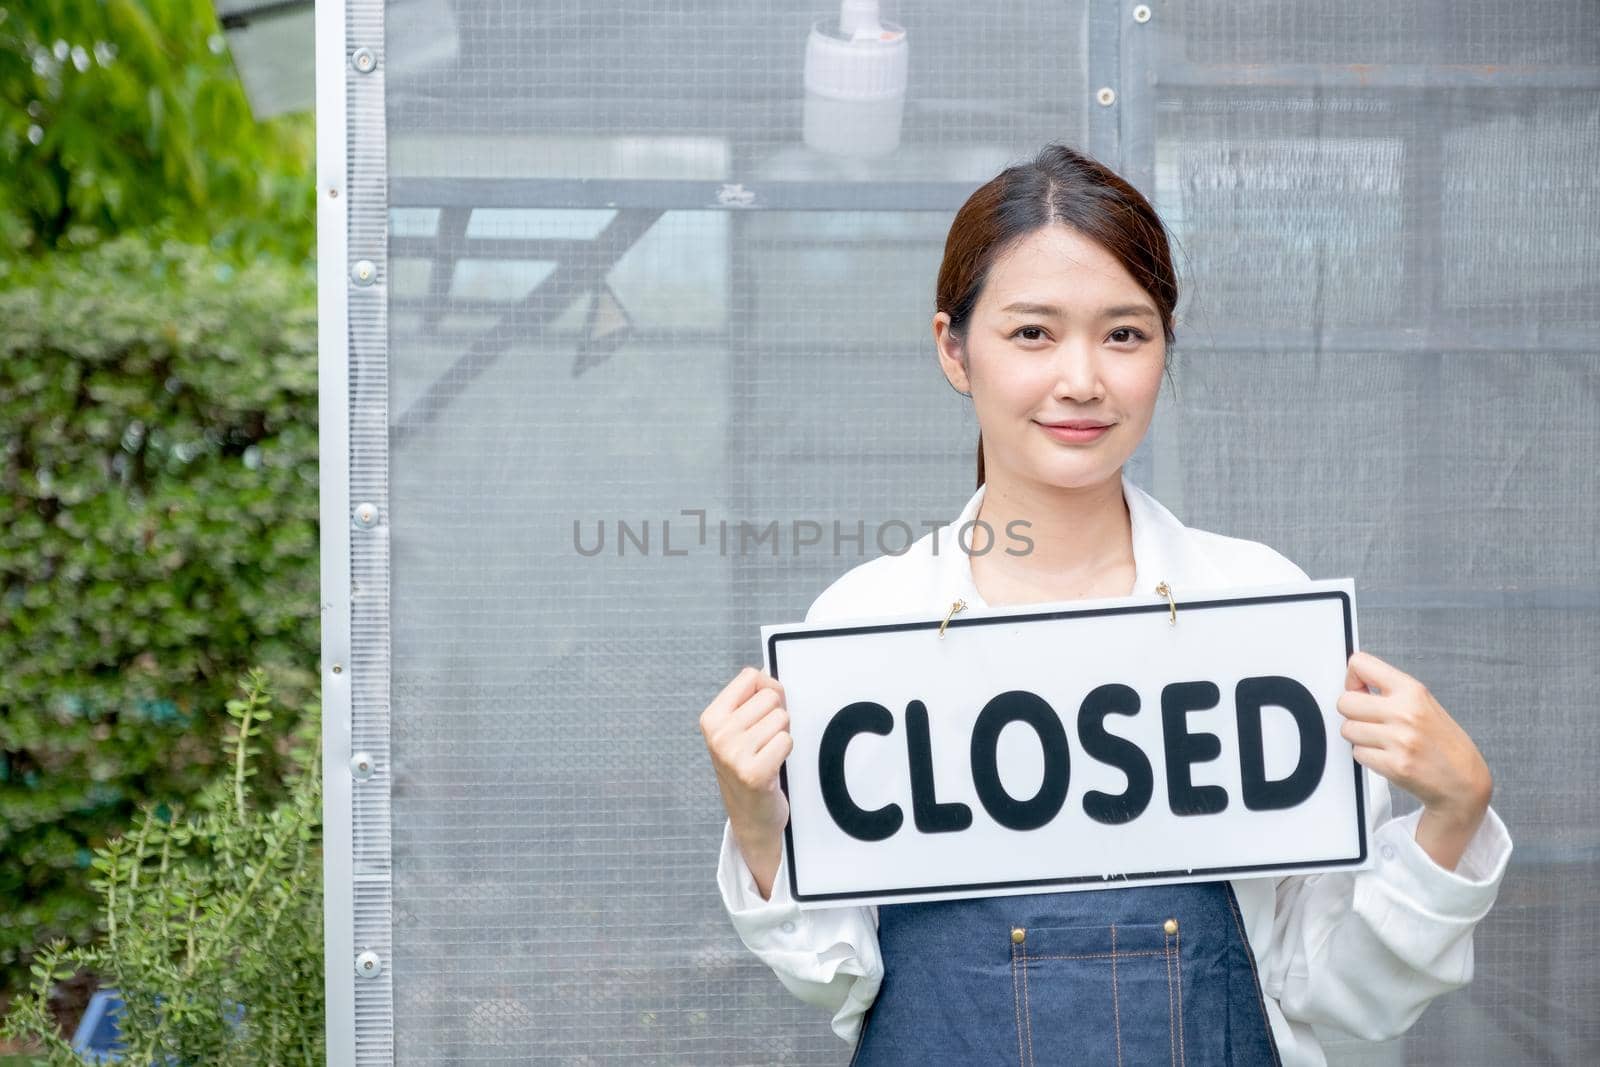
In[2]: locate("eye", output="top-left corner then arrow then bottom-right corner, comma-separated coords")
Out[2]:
1108,326 -> 1148,345
1010,325 -> 1049,343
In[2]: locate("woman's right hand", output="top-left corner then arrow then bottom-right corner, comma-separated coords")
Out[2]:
700,666 -> 792,900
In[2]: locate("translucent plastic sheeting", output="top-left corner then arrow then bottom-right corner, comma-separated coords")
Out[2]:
338,0 -> 1600,1061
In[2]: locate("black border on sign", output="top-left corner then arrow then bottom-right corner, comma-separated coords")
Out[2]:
769,588 -> 1363,904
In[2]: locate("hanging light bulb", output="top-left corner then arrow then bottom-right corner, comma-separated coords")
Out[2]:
802,0 -> 910,157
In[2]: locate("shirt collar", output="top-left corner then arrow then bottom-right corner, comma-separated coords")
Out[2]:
933,470 -> 1195,612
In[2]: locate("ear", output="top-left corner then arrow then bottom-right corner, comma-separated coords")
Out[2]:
932,312 -> 971,395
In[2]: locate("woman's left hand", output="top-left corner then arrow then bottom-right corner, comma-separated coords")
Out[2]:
1337,649 -> 1494,872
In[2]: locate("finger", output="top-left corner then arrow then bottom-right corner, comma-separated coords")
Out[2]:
1350,743 -> 1415,788
728,686 -> 783,733
1335,689 -> 1390,723
1344,657 -> 1368,692
743,704 -> 789,754
1344,654 -> 1385,696
1339,719 -> 1390,749
704,667 -> 762,726
1350,743 -> 1392,777
750,729 -> 795,781
753,670 -> 785,697
1346,650 -> 1413,697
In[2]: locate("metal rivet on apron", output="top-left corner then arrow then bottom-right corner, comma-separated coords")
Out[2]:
1163,917 -> 1179,935
1011,927 -> 1026,944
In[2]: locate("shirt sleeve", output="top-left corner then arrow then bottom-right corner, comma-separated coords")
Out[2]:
1264,767 -> 1513,1042
715,818 -> 883,1043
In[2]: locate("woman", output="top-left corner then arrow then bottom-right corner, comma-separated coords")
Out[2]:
700,143 -> 1511,1065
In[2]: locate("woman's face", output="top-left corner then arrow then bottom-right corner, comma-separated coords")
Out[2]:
933,223 -> 1167,491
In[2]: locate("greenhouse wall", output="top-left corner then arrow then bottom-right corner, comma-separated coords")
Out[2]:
317,1 -> 1600,1062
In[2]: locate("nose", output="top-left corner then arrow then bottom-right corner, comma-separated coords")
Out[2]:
1050,338 -> 1106,403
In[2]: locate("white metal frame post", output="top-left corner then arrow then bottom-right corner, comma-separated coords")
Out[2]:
341,0 -> 396,1056
315,0 -> 355,1059
316,0 -> 395,1055
318,0 -> 396,1060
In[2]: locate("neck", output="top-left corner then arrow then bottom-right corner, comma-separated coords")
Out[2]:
972,468 -> 1133,587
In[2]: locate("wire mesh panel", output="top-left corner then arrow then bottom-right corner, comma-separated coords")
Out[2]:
374,2 -> 1094,1062
327,0 -> 1600,1061
1146,4 -> 1600,1063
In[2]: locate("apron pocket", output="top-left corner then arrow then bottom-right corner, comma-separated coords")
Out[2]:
1009,919 -> 1182,1067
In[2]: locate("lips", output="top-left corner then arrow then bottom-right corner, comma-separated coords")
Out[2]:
1037,419 -> 1114,444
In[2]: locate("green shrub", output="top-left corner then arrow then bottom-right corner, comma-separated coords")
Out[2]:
0,0 -> 315,262
1,668 -> 324,1065
0,235 -> 319,999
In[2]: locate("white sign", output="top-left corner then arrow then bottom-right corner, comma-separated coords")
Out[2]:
760,578 -> 1368,908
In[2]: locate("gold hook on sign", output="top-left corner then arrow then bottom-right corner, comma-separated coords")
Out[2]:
1154,581 -> 1177,625
939,598 -> 967,638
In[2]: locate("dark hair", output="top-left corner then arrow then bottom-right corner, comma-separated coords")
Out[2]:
935,143 -> 1179,488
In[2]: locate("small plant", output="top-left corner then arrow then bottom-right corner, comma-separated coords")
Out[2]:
1,669 -> 324,1065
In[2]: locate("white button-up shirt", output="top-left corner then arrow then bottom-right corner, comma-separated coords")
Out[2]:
717,471 -> 1513,1065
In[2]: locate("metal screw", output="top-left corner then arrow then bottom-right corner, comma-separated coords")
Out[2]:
350,752 -> 375,781
331,664 -> 343,675
355,951 -> 382,978
351,47 -> 376,73
1096,86 -> 1116,106
354,502 -> 380,528
1133,5 -> 1152,23
350,260 -> 377,286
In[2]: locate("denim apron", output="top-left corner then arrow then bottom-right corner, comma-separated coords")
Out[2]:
848,881 -> 1282,1066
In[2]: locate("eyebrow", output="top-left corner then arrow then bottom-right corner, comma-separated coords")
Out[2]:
1000,301 -> 1158,321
